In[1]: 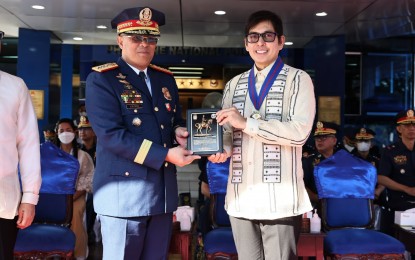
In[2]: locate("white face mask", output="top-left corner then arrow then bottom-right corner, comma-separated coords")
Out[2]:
344,143 -> 354,152
58,132 -> 75,144
356,142 -> 371,152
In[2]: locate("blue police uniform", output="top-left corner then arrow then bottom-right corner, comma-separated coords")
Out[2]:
378,109 -> 415,236
85,6 -> 185,259
86,59 -> 183,217
86,58 -> 184,259
379,141 -> 415,210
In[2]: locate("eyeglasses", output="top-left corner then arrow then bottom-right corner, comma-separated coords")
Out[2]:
121,34 -> 158,45
246,32 -> 278,43
314,135 -> 335,141
401,123 -> 415,128
0,31 -> 4,40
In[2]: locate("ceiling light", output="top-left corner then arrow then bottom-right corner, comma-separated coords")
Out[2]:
284,42 -> 293,46
96,25 -> 107,29
315,12 -> 327,17
214,10 -> 226,15
73,37 -> 83,41
32,5 -> 45,10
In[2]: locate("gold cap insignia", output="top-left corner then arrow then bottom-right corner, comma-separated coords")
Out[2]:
139,8 -> 152,25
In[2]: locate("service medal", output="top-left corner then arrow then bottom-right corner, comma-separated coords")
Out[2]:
132,117 -> 142,126
251,111 -> 261,120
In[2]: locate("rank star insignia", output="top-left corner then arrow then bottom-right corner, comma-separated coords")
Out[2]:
132,117 -> 142,126
250,111 -> 261,120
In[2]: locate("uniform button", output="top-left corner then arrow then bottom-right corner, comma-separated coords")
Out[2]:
154,107 -> 159,112
125,172 -> 130,176
161,124 -> 164,129
164,143 -> 167,147
134,109 -> 138,113
165,162 -> 168,167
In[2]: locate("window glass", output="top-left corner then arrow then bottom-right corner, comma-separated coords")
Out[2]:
362,53 -> 413,116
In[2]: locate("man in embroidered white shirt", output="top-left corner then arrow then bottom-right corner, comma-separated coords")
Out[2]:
0,30 -> 42,260
210,10 -> 315,260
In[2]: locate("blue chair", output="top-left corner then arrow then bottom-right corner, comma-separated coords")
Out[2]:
203,159 -> 238,260
314,150 -> 405,259
14,142 -> 79,259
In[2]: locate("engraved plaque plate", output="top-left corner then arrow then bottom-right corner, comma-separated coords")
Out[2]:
187,108 -> 223,156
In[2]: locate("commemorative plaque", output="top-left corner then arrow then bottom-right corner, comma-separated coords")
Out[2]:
187,108 -> 223,156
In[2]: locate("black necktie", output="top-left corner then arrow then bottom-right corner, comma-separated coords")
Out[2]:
139,71 -> 146,81
139,71 -> 151,95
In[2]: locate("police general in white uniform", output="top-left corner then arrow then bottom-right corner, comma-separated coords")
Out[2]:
85,6 -> 200,260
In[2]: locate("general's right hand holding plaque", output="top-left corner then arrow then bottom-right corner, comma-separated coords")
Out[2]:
187,108 -> 223,156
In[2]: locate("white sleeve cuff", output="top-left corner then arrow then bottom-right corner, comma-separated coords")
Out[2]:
21,192 -> 40,205
243,118 -> 259,135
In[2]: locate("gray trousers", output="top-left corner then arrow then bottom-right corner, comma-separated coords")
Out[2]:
229,215 -> 301,260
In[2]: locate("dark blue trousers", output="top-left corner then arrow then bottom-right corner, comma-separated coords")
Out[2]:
99,213 -> 173,260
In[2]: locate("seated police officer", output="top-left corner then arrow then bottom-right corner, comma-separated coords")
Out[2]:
303,121 -> 341,210
352,128 -> 386,202
378,109 -> 415,236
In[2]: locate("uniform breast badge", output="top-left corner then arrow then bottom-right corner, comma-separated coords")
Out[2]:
119,79 -> 133,89
132,117 -> 142,127
162,87 -> 172,100
121,89 -> 143,109
250,111 -> 261,120
394,155 -> 407,165
116,73 -> 127,79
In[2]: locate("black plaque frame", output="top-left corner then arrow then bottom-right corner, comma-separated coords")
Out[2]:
187,108 -> 223,156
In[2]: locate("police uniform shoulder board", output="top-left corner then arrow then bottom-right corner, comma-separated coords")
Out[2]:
149,64 -> 173,75
92,62 -> 119,73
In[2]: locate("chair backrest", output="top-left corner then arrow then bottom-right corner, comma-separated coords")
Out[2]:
314,150 -> 377,231
206,158 -> 230,194
314,150 -> 377,200
210,194 -> 231,227
206,159 -> 231,228
36,142 -> 79,225
322,198 -> 374,230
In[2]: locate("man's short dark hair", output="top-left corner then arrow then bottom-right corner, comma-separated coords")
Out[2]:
244,10 -> 284,39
